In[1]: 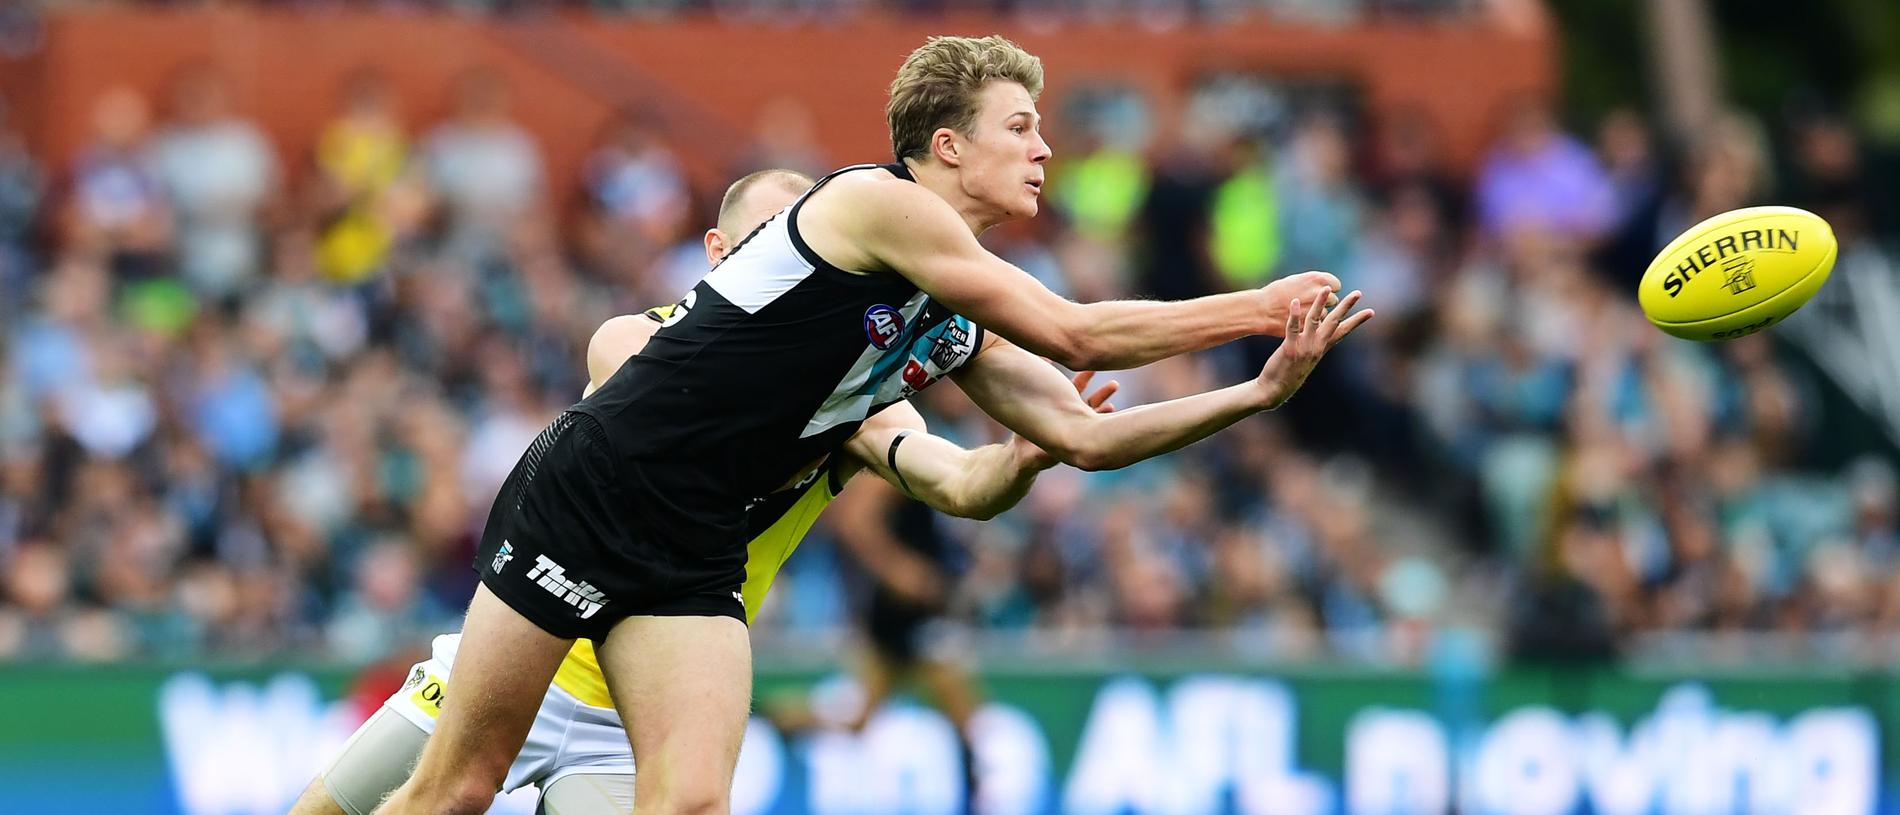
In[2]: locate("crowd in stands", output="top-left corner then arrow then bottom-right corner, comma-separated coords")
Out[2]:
26,0 -> 1477,20
0,58 -> 1895,667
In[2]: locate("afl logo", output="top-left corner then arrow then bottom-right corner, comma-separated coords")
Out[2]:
864,304 -> 905,350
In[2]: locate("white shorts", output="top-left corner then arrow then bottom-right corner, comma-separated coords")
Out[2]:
385,634 -> 635,793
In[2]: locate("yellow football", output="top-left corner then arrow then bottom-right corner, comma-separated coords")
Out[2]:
1637,206 -> 1837,341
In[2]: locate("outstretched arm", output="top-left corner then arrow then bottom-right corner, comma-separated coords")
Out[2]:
804,173 -> 1340,371
952,290 -> 1373,472
839,374 -> 1115,521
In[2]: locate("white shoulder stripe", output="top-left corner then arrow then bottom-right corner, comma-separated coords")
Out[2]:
700,211 -> 814,314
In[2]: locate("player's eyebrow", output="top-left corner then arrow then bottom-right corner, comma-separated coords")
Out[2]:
1006,111 -> 1042,127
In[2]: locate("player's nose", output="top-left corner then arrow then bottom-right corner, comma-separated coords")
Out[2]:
1030,131 -> 1052,164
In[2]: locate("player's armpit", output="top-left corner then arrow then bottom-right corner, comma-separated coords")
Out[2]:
584,314 -> 661,393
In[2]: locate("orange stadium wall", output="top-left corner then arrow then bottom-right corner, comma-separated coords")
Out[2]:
1,8 -> 1554,211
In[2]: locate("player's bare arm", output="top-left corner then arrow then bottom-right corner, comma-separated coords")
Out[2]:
952,290 -> 1372,471
798,169 -> 1339,371
838,372 -> 1115,521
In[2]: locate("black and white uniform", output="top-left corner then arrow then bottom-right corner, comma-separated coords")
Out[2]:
476,163 -> 985,639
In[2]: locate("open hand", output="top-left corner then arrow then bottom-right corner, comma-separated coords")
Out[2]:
1255,288 -> 1374,409
1261,271 -> 1343,336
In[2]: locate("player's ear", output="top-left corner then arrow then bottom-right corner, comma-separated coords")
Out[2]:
704,228 -> 727,266
931,127 -> 961,167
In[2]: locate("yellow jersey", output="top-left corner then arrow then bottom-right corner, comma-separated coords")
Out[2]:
549,462 -> 843,708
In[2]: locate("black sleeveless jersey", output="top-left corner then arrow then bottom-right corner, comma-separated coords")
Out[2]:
574,163 -> 985,546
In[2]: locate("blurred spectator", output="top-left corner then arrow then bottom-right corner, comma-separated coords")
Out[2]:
1207,135 -> 1282,289
1474,97 -> 1615,244
1785,112 -> 1876,244
1850,457 -> 1899,552
1369,111 -> 1462,227
1656,112 -> 1768,243
1275,114 -> 1363,279
1504,508 -> 1625,664
0,542 -> 71,657
1350,182 -> 1446,319
740,95 -> 829,179
149,66 -> 278,300
52,330 -> 156,462
313,69 -> 424,285
327,537 -> 451,663
584,109 -> 689,250
1597,108 -> 1667,232
576,110 -> 699,304
1054,128 -> 1150,244
0,100 -> 42,301
423,68 -> 546,267
1132,118 -> 1223,301
1592,108 -> 1670,289
457,334 -> 551,504
178,318 -> 279,472
62,87 -> 169,282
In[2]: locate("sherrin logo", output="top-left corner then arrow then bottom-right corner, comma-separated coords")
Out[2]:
1661,227 -> 1797,298
864,304 -> 905,349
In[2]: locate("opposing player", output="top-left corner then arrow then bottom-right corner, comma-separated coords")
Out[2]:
379,35 -> 1369,815
292,168 -> 1119,815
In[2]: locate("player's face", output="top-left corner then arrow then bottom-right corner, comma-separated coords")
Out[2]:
704,183 -> 804,267
954,81 -> 1050,223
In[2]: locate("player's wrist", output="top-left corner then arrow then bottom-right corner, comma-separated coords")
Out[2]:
1248,374 -> 1287,412
1008,438 -> 1058,472
1252,287 -> 1284,338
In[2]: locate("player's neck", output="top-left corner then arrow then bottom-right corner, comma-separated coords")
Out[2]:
904,159 -> 1008,236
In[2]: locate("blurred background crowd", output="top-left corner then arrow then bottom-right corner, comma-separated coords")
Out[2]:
1,0 -> 1898,671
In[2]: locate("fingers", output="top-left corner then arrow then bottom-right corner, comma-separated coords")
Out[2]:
1304,287 -> 1328,331
1320,290 -> 1362,333
1069,370 -> 1095,395
1331,308 -> 1377,342
1286,298 -> 1303,335
1084,380 -> 1119,412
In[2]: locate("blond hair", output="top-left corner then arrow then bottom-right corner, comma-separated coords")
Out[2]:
886,35 -> 1044,164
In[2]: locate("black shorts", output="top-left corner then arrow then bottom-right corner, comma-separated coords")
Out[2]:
866,589 -> 938,666
474,412 -> 747,640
